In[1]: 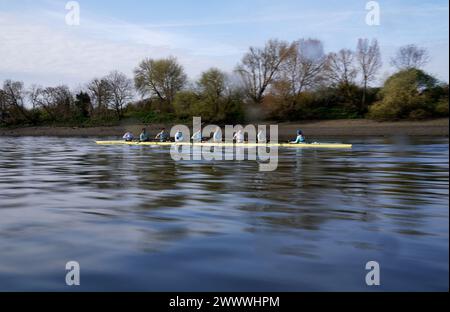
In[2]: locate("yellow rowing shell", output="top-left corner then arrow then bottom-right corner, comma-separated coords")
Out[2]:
95,141 -> 352,149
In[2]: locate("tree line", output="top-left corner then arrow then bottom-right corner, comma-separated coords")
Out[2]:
0,38 -> 448,127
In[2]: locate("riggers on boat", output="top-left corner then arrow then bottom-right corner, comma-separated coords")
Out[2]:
95,141 -> 353,149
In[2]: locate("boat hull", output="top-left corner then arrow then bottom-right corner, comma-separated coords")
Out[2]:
95,141 -> 353,149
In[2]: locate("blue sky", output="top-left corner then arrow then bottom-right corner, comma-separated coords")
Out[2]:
0,0 -> 448,88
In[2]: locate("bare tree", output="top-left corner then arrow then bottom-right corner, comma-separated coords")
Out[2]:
235,39 -> 295,105
356,38 -> 382,108
0,89 -> 8,124
105,71 -> 133,118
87,78 -> 112,113
29,85 -> 73,120
324,49 -> 358,86
29,86 -> 56,120
52,86 -> 73,118
390,44 -> 430,70
134,57 -> 187,105
281,38 -> 326,96
2,80 -> 31,122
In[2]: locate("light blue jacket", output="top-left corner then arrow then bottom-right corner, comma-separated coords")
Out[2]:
292,135 -> 305,144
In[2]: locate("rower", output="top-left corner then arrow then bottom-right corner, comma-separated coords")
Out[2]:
174,130 -> 184,142
290,130 -> 306,144
257,130 -> 266,143
233,129 -> 245,143
123,132 -> 134,142
191,130 -> 202,143
139,128 -> 150,142
213,127 -> 222,143
155,128 -> 169,142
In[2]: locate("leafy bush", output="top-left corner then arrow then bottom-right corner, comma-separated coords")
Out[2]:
141,111 -> 176,123
221,96 -> 245,123
367,101 -> 401,121
408,109 -> 430,120
172,89 -> 245,123
173,91 -> 200,119
190,98 -> 215,121
435,99 -> 449,117
83,114 -> 120,127
264,85 -> 369,121
368,69 -> 446,121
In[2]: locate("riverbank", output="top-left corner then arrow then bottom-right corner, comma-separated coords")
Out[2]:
0,118 -> 448,138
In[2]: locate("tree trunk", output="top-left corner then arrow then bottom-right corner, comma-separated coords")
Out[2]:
362,79 -> 367,114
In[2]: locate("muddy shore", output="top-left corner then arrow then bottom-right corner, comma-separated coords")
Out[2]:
0,118 -> 448,138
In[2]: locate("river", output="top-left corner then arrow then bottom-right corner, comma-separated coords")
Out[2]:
0,136 -> 448,291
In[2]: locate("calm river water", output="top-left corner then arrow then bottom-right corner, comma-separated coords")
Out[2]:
0,136 -> 448,291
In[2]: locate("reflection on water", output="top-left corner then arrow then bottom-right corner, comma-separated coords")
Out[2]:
0,136 -> 448,291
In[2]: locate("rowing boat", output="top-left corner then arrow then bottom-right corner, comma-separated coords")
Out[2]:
95,141 -> 353,149
96,141 -> 352,149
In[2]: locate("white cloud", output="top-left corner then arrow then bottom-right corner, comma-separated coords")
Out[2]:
0,10 -> 241,87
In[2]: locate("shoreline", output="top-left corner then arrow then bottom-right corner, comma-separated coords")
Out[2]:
0,118 -> 448,138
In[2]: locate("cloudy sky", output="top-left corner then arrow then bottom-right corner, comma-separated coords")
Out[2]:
0,0 -> 448,88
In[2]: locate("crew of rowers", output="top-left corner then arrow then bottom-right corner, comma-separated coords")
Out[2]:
122,128 -> 306,144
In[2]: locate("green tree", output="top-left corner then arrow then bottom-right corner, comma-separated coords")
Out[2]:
368,69 -> 443,120
198,68 -> 227,116
134,57 -> 187,106
173,91 -> 200,119
74,92 -> 91,119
